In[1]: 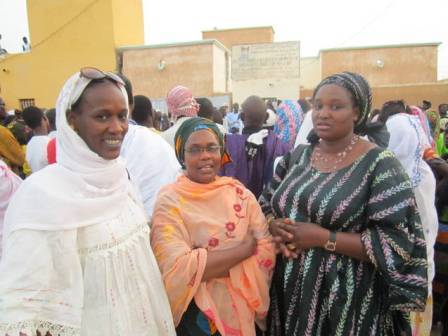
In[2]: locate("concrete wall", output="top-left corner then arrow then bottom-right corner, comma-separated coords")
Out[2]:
320,44 -> 439,86
0,0 -> 144,110
202,26 -> 274,50
371,82 -> 448,110
233,78 -> 300,104
231,41 -> 300,103
212,44 -> 227,94
300,56 -> 321,90
301,82 -> 448,110
121,41 -> 229,99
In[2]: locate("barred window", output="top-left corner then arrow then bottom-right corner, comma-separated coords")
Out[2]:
19,98 -> 35,109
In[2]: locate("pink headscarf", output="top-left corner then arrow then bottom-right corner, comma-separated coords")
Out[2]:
0,160 -> 22,260
409,105 -> 433,146
166,85 -> 199,119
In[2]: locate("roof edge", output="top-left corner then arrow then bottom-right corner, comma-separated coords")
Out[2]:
117,39 -> 230,53
202,26 -> 275,34
320,42 -> 442,53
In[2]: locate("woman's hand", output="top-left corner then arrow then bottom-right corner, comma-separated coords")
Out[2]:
275,221 -> 328,251
269,218 -> 302,258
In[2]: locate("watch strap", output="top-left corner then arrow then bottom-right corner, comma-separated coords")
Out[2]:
324,231 -> 337,251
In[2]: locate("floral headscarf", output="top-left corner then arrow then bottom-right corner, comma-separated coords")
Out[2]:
273,100 -> 304,147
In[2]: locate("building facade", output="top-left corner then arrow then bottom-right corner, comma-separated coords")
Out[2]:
299,43 -> 447,108
0,0 -> 144,110
120,40 -> 230,100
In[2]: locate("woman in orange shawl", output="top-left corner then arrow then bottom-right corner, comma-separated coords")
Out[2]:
151,117 -> 275,336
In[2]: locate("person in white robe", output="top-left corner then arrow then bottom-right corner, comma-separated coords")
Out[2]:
0,68 -> 176,336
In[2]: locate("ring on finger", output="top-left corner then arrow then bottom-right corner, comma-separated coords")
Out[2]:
286,243 -> 296,250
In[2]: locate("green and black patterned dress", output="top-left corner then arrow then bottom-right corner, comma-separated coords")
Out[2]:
260,145 -> 428,336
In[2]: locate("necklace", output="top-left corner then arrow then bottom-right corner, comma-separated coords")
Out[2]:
311,135 -> 360,171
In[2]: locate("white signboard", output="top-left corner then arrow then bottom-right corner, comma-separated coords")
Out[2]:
231,42 -> 300,81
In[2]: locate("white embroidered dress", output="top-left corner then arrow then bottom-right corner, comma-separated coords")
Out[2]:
0,72 -> 175,336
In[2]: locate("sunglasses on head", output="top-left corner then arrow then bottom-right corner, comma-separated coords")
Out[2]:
79,67 -> 125,86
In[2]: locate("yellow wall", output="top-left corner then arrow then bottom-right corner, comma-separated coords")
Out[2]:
112,0 -> 144,47
202,26 -> 274,50
0,0 -> 144,110
321,44 -> 439,86
121,41 -> 229,98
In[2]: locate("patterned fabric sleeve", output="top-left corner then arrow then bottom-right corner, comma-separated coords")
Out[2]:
361,150 -> 428,312
259,151 -> 291,216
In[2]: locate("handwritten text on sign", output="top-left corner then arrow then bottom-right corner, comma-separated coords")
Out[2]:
232,42 -> 300,81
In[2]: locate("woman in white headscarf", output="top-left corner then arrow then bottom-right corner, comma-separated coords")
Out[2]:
381,100 -> 438,336
0,68 -> 175,335
0,159 -> 21,260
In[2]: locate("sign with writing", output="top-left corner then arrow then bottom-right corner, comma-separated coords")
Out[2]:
231,42 -> 300,81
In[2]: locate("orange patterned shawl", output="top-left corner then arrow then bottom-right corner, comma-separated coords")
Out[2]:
151,175 -> 275,336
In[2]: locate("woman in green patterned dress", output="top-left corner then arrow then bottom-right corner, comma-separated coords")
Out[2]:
260,72 -> 428,336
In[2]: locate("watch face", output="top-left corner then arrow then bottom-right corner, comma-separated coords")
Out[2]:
325,241 -> 336,252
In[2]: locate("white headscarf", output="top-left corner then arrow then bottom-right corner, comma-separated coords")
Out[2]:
3,71 -> 132,238
0,160 -> 21,259
386,113 -> 431,187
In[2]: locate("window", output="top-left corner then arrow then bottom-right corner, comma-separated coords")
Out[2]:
19,98 -> 35,109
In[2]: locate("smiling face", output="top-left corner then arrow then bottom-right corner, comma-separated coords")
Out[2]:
184,129 -> 222,184
68,80 -> 128,160
312,84 -> 359,142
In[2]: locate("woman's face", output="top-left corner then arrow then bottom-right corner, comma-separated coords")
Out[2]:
312,84 -> 359,141
69,81 -> 128,160
184,129 -> 221,184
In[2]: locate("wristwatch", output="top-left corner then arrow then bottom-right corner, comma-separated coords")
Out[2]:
324,231 -> 337,252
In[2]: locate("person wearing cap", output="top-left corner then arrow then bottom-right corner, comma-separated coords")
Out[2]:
220,95 -> 289,199
161,85 -> 199,148
0,67 -> 176,335
151,117 -> 275,335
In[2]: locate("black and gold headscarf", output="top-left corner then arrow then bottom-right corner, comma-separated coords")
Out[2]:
309,72 -> 389,147
174,117 -> 231,169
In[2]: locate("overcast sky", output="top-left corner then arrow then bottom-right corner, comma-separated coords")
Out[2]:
1,0 -> 447,78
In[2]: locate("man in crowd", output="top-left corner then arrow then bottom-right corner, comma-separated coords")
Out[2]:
220,95 -> 289,198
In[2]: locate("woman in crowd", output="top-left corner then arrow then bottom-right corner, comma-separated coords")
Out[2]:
151,117 -> 275,336
260,72 -> 428,335
273,99 -> 304,149
380,100 -> 438,335
0,159 -> 21,260
0,68 -> 175,335
0,124 -> 25,175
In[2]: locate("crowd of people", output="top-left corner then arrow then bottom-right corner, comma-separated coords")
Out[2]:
0,67 -> 447,336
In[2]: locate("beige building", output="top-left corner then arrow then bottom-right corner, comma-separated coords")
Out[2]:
320,43 -> 439,86
120,40 -> 230,101
201,26 -> 302,103
299,42 -> 447,108
122,26 -> 295,107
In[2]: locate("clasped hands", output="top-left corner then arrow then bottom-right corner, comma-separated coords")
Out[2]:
268,217 -> 328,259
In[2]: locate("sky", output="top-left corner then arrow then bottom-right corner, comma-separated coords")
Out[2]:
1,0 -> 447,78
